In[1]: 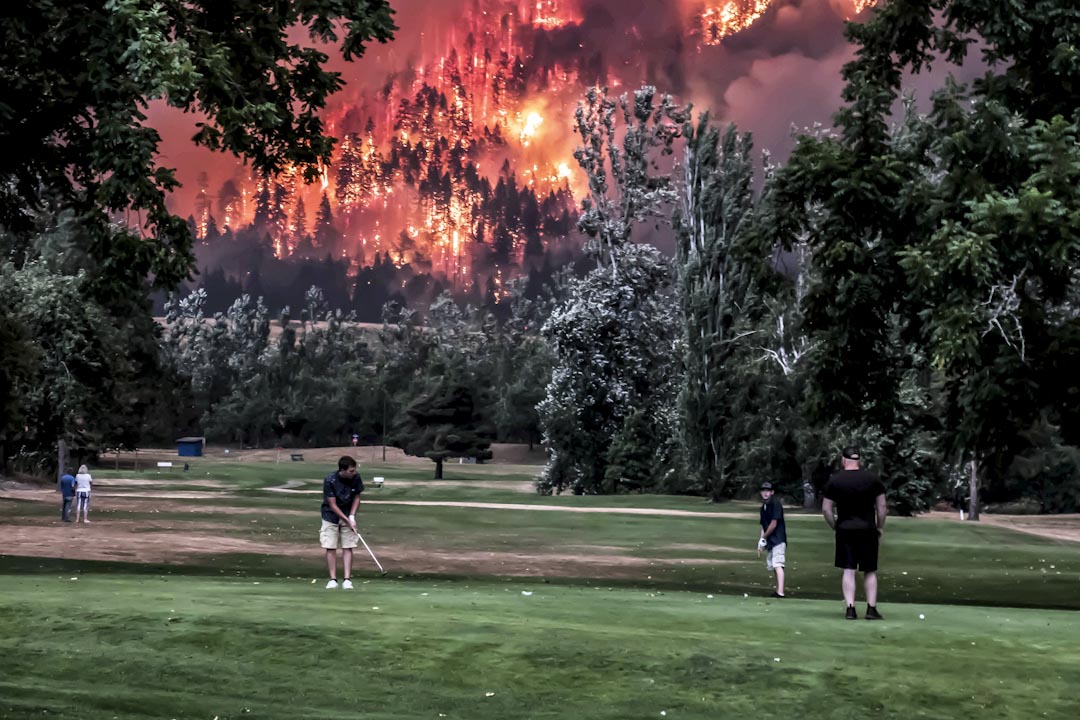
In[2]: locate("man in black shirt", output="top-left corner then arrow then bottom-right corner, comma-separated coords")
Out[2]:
757,482 -> 787,598
319,456 -> 365,589
822,447 -> 887,620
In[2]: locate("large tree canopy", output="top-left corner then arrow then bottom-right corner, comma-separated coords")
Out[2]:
0,0 -> 396,287
770,0 -> 1080,515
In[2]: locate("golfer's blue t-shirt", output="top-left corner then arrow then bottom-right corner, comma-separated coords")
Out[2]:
321,471 -> 364,523
760,496 -> 787,548
59,474 -> 76,498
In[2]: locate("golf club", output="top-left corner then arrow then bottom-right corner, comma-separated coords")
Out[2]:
357,529 -> 387,575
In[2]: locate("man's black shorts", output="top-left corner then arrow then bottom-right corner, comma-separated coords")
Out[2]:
834,528 -> 879,572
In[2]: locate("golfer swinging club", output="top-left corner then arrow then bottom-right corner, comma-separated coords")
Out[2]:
320,455 -> 364,589
822,446 -> 887,620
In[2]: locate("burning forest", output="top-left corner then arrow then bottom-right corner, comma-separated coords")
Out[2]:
173,0 -> 878,315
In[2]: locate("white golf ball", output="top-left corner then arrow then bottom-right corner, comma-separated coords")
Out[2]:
919,614 -> 925,620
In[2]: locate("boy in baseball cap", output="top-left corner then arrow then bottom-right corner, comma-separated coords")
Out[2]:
758,481 -> 787,598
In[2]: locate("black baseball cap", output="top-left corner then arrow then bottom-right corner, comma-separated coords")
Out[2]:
760,481 -> 773,490
841,446 -> 861,460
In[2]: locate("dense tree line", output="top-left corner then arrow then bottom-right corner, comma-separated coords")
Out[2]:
538,1 -> 1080,515
162,221 -> 581,323
159,278 -> 558,478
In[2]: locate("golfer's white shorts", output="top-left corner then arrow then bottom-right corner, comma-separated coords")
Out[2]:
765,542 -> 786,570
319,520 -> 360,550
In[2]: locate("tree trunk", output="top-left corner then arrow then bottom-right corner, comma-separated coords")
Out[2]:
57,438 -> 69,487
968,459 -> 980,521
434,458 -> 443,480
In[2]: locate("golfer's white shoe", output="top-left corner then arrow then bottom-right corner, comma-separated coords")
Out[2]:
326,579 -> 339,590
342,579 -> 354,590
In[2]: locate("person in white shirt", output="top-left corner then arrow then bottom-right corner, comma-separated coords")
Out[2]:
74,464 -> 93,523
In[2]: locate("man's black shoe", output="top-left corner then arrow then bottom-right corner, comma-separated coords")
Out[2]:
771,592 -> 786,599
865,606 -> 884,621
845,605 -> 857,620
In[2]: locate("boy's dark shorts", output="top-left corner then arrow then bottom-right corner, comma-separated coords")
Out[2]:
835,528 -> 879,572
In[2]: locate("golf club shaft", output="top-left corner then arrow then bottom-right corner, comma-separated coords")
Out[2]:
356,530 -> 385,573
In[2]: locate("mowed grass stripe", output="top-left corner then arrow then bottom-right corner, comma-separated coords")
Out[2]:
0,575 -> 1077,719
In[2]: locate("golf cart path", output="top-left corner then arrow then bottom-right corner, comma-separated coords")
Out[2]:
6,486 -> 1080,539
362,499 -> 765,518
266,479 -> 538,493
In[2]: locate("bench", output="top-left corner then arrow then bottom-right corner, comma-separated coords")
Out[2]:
290,453 -> 304,462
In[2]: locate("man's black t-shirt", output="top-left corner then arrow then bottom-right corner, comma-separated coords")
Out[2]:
321,471 -> 364,523
823,469 -> 885,531
759,496 -> 787,548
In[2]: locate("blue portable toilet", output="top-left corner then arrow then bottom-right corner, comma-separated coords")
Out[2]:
177,437 -> 205,457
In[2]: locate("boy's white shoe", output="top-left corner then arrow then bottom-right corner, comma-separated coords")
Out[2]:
325,579 -> 339,590
342,579 -> 354,590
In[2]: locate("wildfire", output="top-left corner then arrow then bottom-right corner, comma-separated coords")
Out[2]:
698,1 -> 772,44
531,0 -> 580,30
696,1 -> 878,45
521,111 -> 544,146
186,0 -> 879,290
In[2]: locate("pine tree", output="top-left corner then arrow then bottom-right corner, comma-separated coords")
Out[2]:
253,178 -> 272,230
313,192 -> 338,249
335,133 -> 364,209
392,357 -> 493,479
292,195 -> 308,242
603,409 -> 659,493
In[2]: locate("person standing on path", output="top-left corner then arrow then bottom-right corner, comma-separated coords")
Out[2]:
320,455 -> 364,589
59,469 -> 76,522
822,447 -> 887,620
757,481 -> 787,598
74,464 -> 93,523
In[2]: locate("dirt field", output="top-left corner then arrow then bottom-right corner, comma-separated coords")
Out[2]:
0,482 -> 747,578
928,510 -> 1080,543
5,479 -> 1079,582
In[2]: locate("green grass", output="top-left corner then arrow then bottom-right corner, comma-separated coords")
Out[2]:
4,461 -> 1080,718
1,574 -> 1077,720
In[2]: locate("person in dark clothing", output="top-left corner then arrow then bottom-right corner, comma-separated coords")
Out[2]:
822,447 -> 887,620
59,470 -> 76,522
319,456 -> 365,589
757,481 -> 787,597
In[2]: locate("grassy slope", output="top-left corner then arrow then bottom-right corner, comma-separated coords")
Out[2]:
1,574 -> 1078,720
6,461 -> 1080,608
3,462 -> 1080,719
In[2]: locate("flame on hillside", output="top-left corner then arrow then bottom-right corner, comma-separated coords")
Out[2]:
184,0 -> 880,294
698,1 -> 772,45
694,0 -> 877,45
